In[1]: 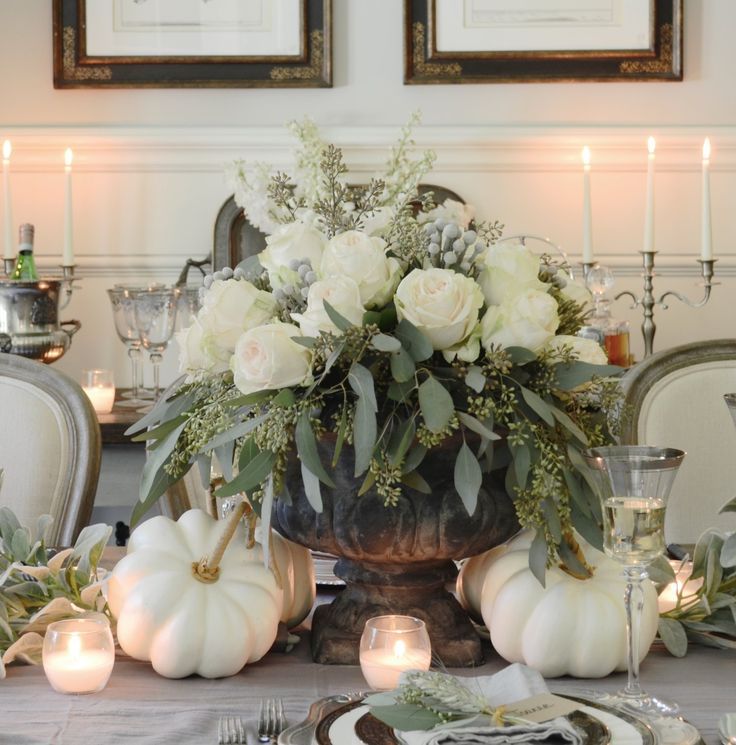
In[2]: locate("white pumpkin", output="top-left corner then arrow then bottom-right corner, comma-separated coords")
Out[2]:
254,528 -> 316,629
108,510 -> 283,679
457,530 -> 659,678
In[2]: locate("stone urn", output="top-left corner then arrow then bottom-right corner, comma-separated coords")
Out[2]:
273,438 -> 519,666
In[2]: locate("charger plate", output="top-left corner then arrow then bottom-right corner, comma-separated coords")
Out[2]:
278,691 -> 670,745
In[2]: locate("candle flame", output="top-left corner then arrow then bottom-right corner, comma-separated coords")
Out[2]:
68,633 -> 82,659
2,140 -> 10,161
582,146 -> 591,166
703,137 -> 711,160
64,148 -> 73,167
647,136 -> 656,155
393,639 -> 406,659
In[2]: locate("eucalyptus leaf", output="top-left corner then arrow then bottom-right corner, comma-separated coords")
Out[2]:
300,462 -> 324,513
454,443 -> 482,516
554,361 -> 622,390
215,450 -> 276,498
292,335 -> 316,349
371,333 -> 402,353
520,387 -> 555,426
332,405 -> 348,468
390,347 -> 416,383
719,496 -> 736,514
348,363 -> 378,412
464,366 -> 486,394
505,347 -> 537,365
388,417 -> 417,467
402,444 -> 428,474
295,411 -> 336,487
395,319 -> 433,362
353,396 -> 377,477
658,618 -> 688,657
529,530 -> 548,587
124,389 -> 196,436
131,466 -> 179,527
540,499 -> 562,543
388,379 -> 415,403
214,442 -> 234,482
138,420 -> 187,505
558,540 -> 591,579
721,533 -> 736,567
323,300 -> 354,331
550,408 -> 589,446
457,411 -> 499,441
418,376 -> 454,433
510,441 -> 531,490
130,414 -> 188,442
401,470 -> 431,494
358,471 -> 376,496
202,413 -> 269,453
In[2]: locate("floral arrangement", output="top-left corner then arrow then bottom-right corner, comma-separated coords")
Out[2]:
0,471 -> 111,678
133,117 -> 621,577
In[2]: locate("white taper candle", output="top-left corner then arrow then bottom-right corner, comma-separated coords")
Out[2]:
643,136 -> 656,253
701,138 -> 713,261
63,148 -> 74,266
2,140 -> 13,261
582,146 -> 593,264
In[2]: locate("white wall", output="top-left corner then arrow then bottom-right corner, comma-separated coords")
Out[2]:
0,0 -> 734,388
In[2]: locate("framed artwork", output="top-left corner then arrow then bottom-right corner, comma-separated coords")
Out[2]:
53,0 -> 331,88
405,0 -> 682,84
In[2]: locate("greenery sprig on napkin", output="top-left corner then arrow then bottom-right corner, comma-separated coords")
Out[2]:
0,479 -> 112,678
655,501 -> 736,656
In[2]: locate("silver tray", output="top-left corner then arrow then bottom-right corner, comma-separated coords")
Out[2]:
278,690 -> 675,745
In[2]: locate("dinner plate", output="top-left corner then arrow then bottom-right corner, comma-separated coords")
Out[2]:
278,691 -> 657,745
311,551 -> 344,586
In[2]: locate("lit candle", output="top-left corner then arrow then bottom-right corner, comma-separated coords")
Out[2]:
701,138 -> 713,261
63,148 -> 74,267
582,146 -> 593,264
360,640 -> 432,691
643,136 -> 656,253
2,140 -> 12,261
42,618 -> 115,694
657,560 -> 704,614
82,369 -> 115,414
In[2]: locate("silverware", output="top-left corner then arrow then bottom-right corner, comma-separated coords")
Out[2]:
218,716 -> 246,744
258,698 -> 286,743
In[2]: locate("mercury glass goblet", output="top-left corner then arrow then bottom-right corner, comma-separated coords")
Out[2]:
584,445 -> 685,718
107,287 -> 148,408
132,287 -> 180,404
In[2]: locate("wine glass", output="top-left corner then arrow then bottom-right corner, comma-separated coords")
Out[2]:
107,287 -> 149,408
584,445 -> 685,718
132,287 -> 180,404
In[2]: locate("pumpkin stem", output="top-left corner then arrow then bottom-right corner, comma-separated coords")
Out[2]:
558,531 -> 595,580
191,497 -> 248,584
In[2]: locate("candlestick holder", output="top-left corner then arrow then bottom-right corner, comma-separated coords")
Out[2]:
613,252 -> 717,357
60,264 -> 77,310
3,258 -> 13,276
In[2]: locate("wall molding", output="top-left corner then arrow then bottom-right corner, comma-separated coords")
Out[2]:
4,125 -> 736,174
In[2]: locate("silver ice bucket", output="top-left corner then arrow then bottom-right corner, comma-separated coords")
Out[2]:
0,279 -> 81,363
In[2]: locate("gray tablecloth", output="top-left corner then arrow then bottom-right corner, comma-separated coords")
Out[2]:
1,638 -> 731,745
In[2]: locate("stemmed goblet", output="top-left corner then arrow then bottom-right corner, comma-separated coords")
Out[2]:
132,287 -> 180,405
107,287 -> 149,409
584,445 -> 685,718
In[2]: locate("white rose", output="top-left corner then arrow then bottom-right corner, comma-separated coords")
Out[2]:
176,317 -> 229,379
546,335 -> 608,365
481,289 -> 560,353
395,268 -> 483,352
291,276 -> 365,337
419,199 -> 476,231
560,278 -> 593,309
320,230 -> 401,308
198,279 -> 277,362
260,220 -> 327,288
231,322 -> 312,395
478,242 -> 547,306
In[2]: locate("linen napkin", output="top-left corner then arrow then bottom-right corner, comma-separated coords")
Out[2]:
393,664 -> 583,745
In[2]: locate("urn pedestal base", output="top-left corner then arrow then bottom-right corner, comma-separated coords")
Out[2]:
311,558 -> 483,666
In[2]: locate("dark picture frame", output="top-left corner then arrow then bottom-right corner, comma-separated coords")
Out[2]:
405,0 -> 682,84
53,0 -> 331,88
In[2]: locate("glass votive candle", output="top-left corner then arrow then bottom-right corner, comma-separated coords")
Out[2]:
42,617 -> 115,694
359,615 -> 431,691
81,369 -> 115,414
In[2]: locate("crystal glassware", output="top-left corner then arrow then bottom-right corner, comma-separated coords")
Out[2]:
584,445 -> 685,718
133,287 -> 180,403
107,287 -> 150,408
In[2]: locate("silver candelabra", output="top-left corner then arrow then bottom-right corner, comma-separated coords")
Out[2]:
582,254 -> 717,358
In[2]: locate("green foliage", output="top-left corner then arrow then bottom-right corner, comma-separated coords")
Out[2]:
0,497 -> 111,677
657,520 -> 736,656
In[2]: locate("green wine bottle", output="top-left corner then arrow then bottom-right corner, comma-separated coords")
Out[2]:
11,223 -> 38,281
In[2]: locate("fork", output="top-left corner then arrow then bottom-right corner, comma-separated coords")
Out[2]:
218,716 -> 246,744
258,698 -> 286,743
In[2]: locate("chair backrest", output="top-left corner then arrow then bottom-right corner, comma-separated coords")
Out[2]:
620,339 -> 736,544
0,354 -> 101,546
212,184 -> 466,269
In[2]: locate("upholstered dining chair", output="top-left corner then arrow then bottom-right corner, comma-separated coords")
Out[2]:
0,353 -> 101,546
620,338 -> 736,544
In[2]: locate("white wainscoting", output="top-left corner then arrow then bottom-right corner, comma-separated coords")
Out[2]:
2,125 -> 734,385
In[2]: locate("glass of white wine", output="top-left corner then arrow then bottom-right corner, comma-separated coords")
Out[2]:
584,445 -> 685,717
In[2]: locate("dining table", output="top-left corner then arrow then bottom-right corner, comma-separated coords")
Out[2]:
3,617 -> 733,745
